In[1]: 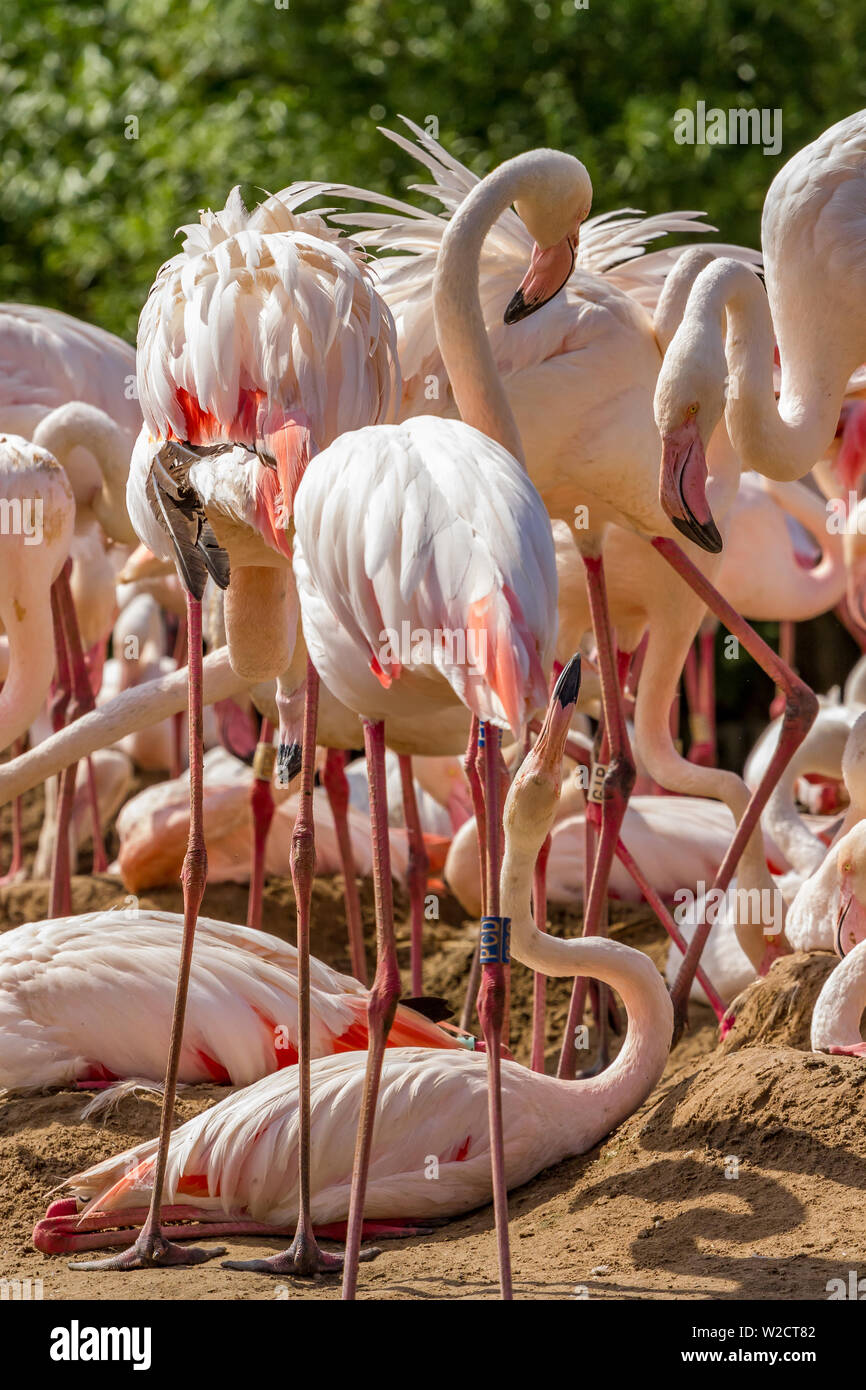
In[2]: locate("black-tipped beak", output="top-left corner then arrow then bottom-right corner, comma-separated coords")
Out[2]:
277,741 -> 302,786
671,512 -> 724,555
504,288 -> 530,325
503,237 -> 576,325
553,653 -> 582,709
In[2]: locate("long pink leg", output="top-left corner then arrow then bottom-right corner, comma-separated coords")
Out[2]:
50,566 -> 109,906
170,617 -> 187,780
71,592 -> 224,1270
770,620 -> 796,720
341,718 -> 398,1298
398,753 -> 429,997
246,718 -> 275,931
227,661 -> 356,1278
322,748 -> 367,984
652,538 -> 817,1032
49,568 -> 78,917
612,838 -> 727,1022
476,721 -> 513,1299
459,716 -> 486,1033
529,832 -> 551,1073
558,556 -> 635,1079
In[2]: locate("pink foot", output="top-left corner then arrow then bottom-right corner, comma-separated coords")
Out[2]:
828,1042 -> 866,1057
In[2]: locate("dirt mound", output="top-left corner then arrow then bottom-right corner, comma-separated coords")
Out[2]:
719,952 -> 838,1055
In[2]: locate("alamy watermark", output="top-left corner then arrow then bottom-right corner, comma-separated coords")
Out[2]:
673,881 -> 784,937
674,101 -> 782,157
378,622 -> 488,670
0,497 -> 42,545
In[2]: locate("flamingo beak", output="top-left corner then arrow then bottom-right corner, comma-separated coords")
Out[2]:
533,654 -> 582,772
504,237 -> 576,324
659,418 -> 723,554
835,882 -> 866,956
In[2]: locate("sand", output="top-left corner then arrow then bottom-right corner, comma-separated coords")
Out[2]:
1,782 -> 865,1300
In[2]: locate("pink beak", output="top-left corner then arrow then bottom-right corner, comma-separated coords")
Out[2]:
504,237 -> 576,324
659,417 -> 722,554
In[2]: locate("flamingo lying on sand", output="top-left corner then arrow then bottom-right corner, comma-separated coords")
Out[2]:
36,657 -> 673,1273
113,745 -> 449,892
0,910 -> 463,1096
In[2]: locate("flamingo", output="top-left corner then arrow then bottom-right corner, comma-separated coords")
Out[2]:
0,303 -> 141,445
112,745 -> 447,893
0,435 -> 75,750
37,656 -> 673,1276
655,111 -> 866,519
811,835 -> 866,1057
280,148 -> 579,1297
304,121 -> 816,1050
0,910 -> 463,1096
675,708 -> 866,1007
67,183 -> 401,1279
783,713 -> 866,954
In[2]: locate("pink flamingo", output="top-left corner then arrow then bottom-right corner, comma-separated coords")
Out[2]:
68,185 -> 399,1279
655,110 -> 866,1002
37,657 -> 673,1275
0,909 -> 463,1097
0,303 -> 141,445
309,122 -> 815,1052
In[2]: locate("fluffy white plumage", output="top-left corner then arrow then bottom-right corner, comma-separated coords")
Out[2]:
292,415 -> 558,739
137,186 -> 400,453
288,117 -> 761,412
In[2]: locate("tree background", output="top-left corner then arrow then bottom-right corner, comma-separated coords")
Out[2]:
1,0 -> 863,748
2,0 -> 865,342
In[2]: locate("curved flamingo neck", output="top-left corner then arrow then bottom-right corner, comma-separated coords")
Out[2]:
688,260 -> 847,480
500,831 -> 672,1140
34,405 -> 135,544
433,155 -> 573,469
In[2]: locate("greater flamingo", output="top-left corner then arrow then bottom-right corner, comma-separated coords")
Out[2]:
656,112 -> 866,531
308,121 -> 816,1050
37,657 -> 673,1279
0,910 -> 462,1096
0,435 -> 75,750
0,303 -> 141,445
66,184 -> 401,1279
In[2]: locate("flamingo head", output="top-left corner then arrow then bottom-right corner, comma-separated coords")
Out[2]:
654,315 -> 727,554
503,153 -> 592,324
503,654 -> 581,854
835,822 -> 866,956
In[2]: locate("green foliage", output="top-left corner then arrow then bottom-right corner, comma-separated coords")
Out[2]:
1,0 -> 865,340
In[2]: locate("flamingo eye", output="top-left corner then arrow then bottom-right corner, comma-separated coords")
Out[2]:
687,403 -> 699,417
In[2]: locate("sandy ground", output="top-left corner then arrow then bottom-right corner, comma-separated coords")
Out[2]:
1,783 -> 865,1300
